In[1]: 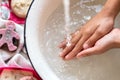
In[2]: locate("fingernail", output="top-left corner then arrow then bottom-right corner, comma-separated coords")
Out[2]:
58,44 -> 62,48
65,55 -> 71,60
59,53 -> 63,57
83,44 -> 89,49
77,55 -> 81,58
77,53 -> 83,58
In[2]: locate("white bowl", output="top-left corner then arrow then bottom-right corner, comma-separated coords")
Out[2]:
25,0 -> 120,80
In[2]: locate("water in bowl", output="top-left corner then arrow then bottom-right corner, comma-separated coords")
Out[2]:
39,0 -> 120,80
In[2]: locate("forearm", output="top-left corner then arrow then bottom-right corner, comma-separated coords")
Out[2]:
102,0 -> 120,18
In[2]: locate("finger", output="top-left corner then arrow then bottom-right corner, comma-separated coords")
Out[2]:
59,40 -> 67,48
60,35 -> 81,58
64,24 -> 98,60
64,35 -> 89,60
83,28 -> 108,49
59,32 -> 77,48
59,44 -> 75,58
77,46 -> 101,58
60,31 -> 82,58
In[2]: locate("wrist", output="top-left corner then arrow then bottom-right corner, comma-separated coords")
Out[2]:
101,7 -> 118,19
101,0 -> 120,19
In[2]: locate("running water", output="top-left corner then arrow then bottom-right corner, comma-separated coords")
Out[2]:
63,0 -> 72,47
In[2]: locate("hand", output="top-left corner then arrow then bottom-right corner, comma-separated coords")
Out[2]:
77,28 -> 120,58
59,0 -> 120,60
59,10 -> 114,60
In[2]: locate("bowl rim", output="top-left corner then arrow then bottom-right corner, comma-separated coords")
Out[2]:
24,0 -> 61,80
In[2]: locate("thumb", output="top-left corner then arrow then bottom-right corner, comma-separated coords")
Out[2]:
77,46 -> 101,58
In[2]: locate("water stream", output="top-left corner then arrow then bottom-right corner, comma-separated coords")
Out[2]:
63,0 -> 71,46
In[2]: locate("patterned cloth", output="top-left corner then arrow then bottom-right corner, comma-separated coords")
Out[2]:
0,54 -> 40,80
0,0 -> 25,24
0,0 -> 42,80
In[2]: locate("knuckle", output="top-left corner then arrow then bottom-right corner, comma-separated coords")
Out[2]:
87,39 -> 93,45
74,45 -> 80,50
71,41 -> 76,45
84,29 -> 91,36
71,40 -> 76,45
75,43 -> 82,50
71,43 -> 76,47
96,30 -> 104,36
72,49 -> 79,55
71,36 -> 81,45
72,48 -> 81,55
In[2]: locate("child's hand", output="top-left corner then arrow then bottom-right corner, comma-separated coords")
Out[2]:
59,0 -> 120,60
77,28 -> 120,58
59,10 -> 114,60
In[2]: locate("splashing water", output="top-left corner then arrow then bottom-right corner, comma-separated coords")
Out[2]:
63,0 -> 72,47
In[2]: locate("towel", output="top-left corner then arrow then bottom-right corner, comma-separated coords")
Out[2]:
0,1 -> 42,80
0,53 -> 41,80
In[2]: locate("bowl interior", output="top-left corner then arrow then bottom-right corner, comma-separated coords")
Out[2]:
26,0 -> 120,80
